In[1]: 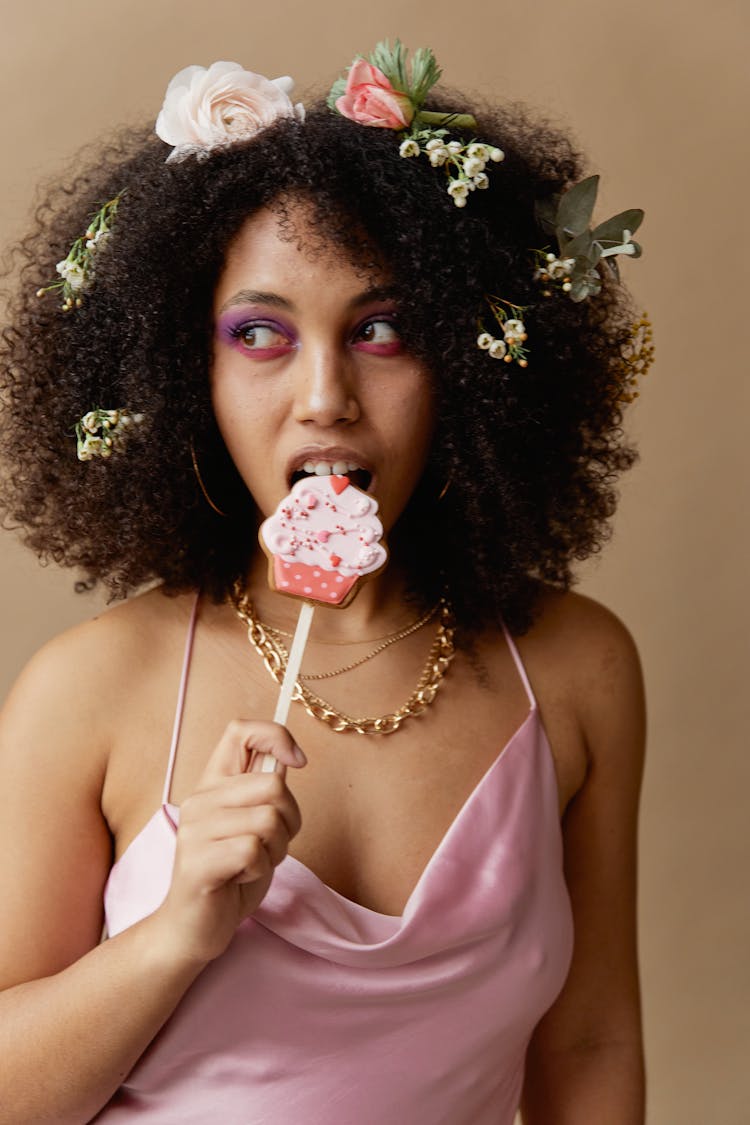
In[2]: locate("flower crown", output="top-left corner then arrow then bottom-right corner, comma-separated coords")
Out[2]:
35,45 -> 650,458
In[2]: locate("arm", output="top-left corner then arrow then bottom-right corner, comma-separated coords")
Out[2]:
521,601 -> 646,1125
0,625 -> 304,1125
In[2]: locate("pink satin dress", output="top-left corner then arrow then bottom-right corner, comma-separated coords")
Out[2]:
96,597 -> 573,1123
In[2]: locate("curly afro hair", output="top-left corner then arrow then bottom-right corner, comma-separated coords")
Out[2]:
0,92 -> 640,635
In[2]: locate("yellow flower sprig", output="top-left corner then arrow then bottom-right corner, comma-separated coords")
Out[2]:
611,313 -> 654,403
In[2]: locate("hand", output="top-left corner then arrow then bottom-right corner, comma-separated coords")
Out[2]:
151,720 -> 306,967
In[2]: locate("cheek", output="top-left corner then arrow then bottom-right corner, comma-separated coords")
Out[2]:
209,366 -> 280,483
211,352 -> 278,429
374,379 -> 436,478
397,381 -> 436,453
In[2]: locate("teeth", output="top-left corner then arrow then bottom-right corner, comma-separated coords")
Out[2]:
299,460 -> 363,478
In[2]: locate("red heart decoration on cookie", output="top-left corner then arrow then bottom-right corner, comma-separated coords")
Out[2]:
330,475 -> 350,495
330,554 -> 342,567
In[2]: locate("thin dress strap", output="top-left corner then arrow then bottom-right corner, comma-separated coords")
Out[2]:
500,619 -> 538,711
162,592 -> 201,808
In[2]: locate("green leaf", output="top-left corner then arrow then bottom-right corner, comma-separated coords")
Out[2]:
557,175 -> 599,237
369,39 -> 409,93
591,208 -> 644,244
327,77 -> 347,111
558,229 -> 593,260
409,46 -> 441,105
535,195 -> 560,236
568,278 -> 590,302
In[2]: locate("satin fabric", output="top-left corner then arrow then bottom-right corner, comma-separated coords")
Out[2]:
96,602 -> 574,1123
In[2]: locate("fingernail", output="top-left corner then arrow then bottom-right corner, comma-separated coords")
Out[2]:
292,743 -> 307,765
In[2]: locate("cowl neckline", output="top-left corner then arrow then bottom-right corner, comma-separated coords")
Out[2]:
132,704 -> 563,969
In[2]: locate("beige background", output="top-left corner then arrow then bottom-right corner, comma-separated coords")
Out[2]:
1,1 -> 747,1121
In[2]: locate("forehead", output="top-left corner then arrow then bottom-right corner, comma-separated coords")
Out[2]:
214,200 -> 387,311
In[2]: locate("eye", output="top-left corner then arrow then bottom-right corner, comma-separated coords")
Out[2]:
353,317 -> 403,355
229,321 -> 294,354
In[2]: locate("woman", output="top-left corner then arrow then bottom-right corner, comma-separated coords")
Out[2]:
0,44 -> 648,1123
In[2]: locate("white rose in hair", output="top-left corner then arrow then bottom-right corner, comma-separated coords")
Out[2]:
155,61 -> 305,163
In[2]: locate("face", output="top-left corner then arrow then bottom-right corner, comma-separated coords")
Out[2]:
211,201 -> 435,533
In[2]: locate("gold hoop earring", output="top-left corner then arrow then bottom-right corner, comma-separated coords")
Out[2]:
190,440 -> 228,517
438,476 -> 453,502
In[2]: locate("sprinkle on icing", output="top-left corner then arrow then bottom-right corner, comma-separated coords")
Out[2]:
260,475 -> 387,605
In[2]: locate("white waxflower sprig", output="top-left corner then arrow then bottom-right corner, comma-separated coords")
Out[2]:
75,408 -> 144,461
533,251 -> 578,295
400,136 -> 505,208
37,193 -> 124,312
476,297 -> 529,367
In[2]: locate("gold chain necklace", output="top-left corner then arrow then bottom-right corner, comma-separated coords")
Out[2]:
230,588 -> 456,735
263,602 -> 439,681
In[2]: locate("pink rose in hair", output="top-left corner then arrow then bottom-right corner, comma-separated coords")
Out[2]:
156,61 -> 304,163
335,59 -> 414,129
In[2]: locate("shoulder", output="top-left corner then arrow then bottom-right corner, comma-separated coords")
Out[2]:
4,585 -> 196,702
526,585 -> 643,715
516,586 -> 645,769
0,587 -> 198,782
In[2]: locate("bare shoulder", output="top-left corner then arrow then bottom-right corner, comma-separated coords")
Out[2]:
523,583 -> 641,657
0,586 -> 195,781
526,585 -> 643,710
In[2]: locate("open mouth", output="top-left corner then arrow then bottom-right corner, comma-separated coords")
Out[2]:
290,460 -> 373,493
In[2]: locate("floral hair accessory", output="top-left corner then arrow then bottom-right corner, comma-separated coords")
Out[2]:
75,408 -> 143,461
534,175 -> 644,302
329,40 -> 505,208
612,313 -> 654,404
476,298 -> 529,367
155,61 -> 304,164
36,193 -> 123,312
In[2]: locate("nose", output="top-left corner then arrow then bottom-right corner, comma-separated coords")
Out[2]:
291,343 -> 360,427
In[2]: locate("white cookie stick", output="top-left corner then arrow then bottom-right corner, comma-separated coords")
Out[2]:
256,601 -> 314,774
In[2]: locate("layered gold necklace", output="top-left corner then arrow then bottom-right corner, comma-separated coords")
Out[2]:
230,584 -> 456,735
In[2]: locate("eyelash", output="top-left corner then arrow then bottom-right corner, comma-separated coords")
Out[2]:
351,316 -> 403,354
227,320 -> 294,355
221,313 -> 403,358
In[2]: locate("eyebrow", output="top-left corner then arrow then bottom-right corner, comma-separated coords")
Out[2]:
218,285 -> 398,315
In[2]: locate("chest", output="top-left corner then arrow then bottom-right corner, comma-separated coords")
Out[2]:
105,623 -> 585,916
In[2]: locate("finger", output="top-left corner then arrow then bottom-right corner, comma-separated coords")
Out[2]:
181,773 -> 303,841
213,835 -> 273,889
172,833 -> 272,893
199,720 -> 306,787
194,804 -> 296,864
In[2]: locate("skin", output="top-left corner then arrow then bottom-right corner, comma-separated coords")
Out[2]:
0,200 -> 645,1123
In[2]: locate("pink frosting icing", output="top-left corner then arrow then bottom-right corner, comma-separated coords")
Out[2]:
260,476 -> 387,603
